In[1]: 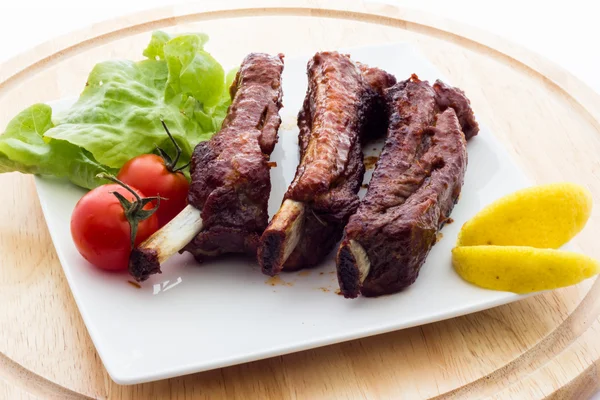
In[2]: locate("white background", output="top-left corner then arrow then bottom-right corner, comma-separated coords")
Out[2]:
2,0 -> 600,94
1,0 -> 599,396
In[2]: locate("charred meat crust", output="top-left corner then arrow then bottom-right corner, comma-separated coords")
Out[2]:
260,231 -> 286,276
284,53 -> 396,271
129,248 -> 161,282
285,52 -> 371,202
337,245 -> 361,298
337,75 -> 477,297
184,53 -> 284,261
432,79 -> 479,140
258,52 -> 396,274
357,62 -> 398,96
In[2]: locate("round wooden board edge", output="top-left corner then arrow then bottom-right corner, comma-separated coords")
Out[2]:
1,1 -> 600,398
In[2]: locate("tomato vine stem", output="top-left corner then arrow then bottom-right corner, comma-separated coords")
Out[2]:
97,173 -> 164,248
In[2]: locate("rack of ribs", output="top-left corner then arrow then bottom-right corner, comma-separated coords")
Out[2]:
258,52 -> 396,276
129,53 -> 285,282
337,74 -> 479,298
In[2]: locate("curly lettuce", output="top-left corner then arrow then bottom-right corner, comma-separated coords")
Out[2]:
0,31 -> 232,188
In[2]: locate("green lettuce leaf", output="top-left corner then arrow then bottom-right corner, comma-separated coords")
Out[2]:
143,31 -> 209,61
142,31 -> 172,60
44,59 -> 212,168
0,31 -> 233,188
44,32 -> 230,170
163,35 -> 224,108
0,104 -> 115,188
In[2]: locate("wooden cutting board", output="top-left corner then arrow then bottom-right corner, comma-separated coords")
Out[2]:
2,1 -> 600,398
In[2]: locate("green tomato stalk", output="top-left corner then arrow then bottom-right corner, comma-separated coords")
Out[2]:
157,119 -> 190,174
97,173 -> 164,248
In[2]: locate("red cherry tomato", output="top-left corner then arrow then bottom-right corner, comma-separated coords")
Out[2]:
71,184 -> 159,271
118,154 -> 189,227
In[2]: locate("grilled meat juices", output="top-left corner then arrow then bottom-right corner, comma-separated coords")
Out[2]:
129,53 -> 284,281
258,52 -> 395,276
337,75 -> 479,298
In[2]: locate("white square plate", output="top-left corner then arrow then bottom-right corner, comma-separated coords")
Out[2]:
36,43 -> 530,384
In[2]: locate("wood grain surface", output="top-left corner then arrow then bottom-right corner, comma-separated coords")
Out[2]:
1,1 -> 600,398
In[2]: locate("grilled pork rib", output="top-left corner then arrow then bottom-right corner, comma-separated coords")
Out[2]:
129,53 -> 285,282
258,52 -> 395,276
337,74 -> 479,298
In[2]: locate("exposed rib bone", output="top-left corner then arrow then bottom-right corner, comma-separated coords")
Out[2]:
258,199 -> 305,276
336,239 -> 371,298
129,205 -> 203,282
348,239 -> 371,283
